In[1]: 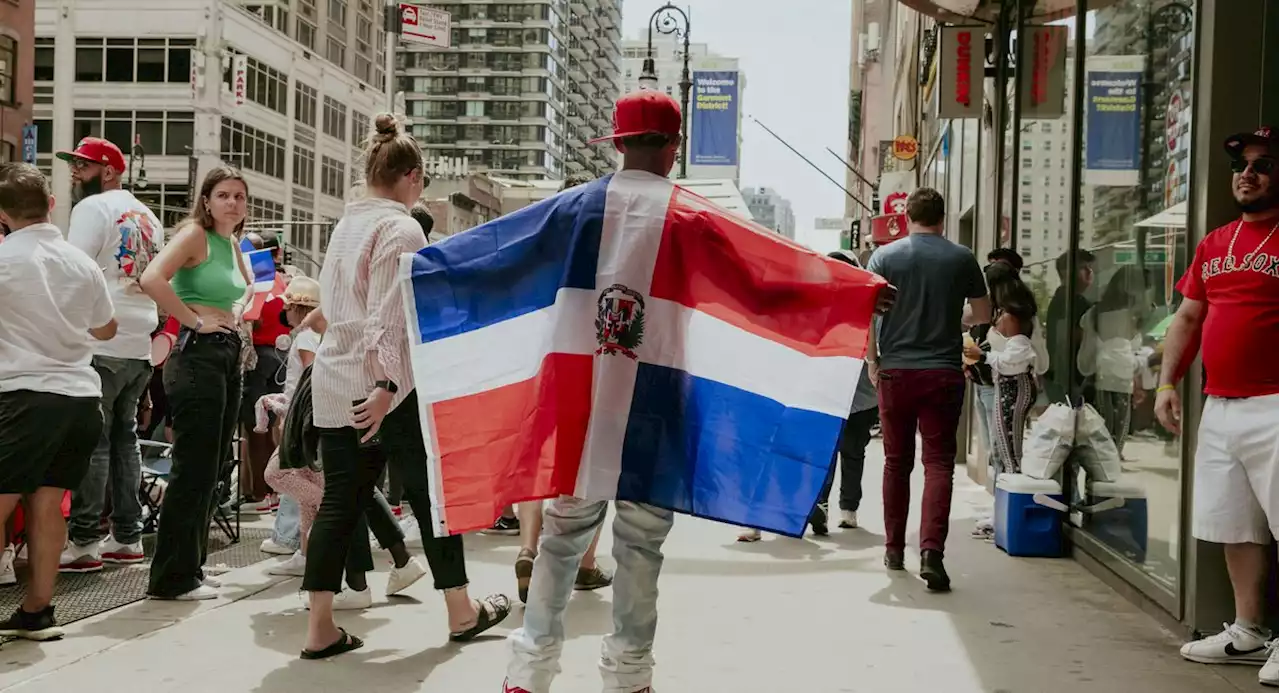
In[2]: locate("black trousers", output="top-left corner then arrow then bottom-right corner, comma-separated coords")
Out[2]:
149,331 -> 241,598
303,391 -> 467,593
817,407 -> 879,513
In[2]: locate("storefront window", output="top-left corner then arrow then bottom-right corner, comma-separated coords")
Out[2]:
1064,0 -> 1196,595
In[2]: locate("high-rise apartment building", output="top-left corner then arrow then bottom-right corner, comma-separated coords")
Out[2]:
398,1 -> 623,181
744,186 -> 795,239
619,34 -> 743,182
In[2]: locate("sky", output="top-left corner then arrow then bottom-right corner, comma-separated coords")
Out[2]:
621,0 -> 853,248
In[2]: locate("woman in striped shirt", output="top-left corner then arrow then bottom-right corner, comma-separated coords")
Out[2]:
300,114 -> 509,660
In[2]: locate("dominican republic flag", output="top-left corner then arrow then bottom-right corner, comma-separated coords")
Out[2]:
401,171 -> 886,538
239,237 -> 283,320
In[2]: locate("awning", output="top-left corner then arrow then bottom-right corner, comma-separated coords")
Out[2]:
1134,202 -> 1187,228
894,0 -> 1105,23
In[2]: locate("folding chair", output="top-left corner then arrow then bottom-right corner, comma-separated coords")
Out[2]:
139,439 -> 172,535
209,434 -> 242,544
138,437 -> 241,544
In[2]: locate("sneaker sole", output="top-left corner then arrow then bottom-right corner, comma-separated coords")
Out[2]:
102,555 -> 145,564
260,546 -> 296,556
920,571 -> 952,592
387,569 -> 427,597
515,557 -> 534,603
1181,652 -> 1269,666
58,563 -> 104,574
0,627 -> 64,641
267,568 -> 306,577
483,529 -> 520,536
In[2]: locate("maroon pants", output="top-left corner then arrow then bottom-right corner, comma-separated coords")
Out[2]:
878,368 -> 967,554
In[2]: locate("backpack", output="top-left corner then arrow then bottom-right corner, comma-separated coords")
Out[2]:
279,363 -> 320,472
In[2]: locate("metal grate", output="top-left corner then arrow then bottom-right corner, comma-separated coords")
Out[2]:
0,528 -> 274,627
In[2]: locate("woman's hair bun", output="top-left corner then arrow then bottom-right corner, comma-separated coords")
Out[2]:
373,113 -> 401,141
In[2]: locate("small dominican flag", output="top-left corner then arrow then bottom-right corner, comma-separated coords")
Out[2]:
401,171 -> 886,538
240,237 -> 282,320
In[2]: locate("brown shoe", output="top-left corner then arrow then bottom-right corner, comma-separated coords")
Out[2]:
514,548 -> 535,604
574,565 -> 614,591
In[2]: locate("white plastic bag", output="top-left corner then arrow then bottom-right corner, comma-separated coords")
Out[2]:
1020,403 -> 1076,480
1073,404 -> 1124,482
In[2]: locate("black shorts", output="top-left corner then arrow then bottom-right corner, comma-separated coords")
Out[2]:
241,344 -> 286,427
0,389 -> 102,494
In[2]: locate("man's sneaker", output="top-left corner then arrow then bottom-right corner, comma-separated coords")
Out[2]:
101,538 -> 145,564
1180,622 -> 1272,665
920,549 -> 951,592
59,542 -> 103,573
574,565 -> 613,592
839,510 -> 858,529
260,538 -> 296,556
387,556 -> 427,597
267,550 -> 307,577
0,605 -> 64,641
884,548 -> 905,571
809,503 -> 829,536
1261,641 -> 1278,687
240,496 -> 275,514
0,545 -> 16,587
483,515 -> 520,536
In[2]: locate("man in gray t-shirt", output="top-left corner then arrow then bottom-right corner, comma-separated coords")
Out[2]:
865,188 -> 991,593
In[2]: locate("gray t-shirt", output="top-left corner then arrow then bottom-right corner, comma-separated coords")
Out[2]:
867,234 -> 987,371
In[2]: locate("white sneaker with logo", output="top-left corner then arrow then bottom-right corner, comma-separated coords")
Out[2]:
1260,641 -> 1278,687
101,537 -> 145,564
0,545 -> 15,587
1180,622 -> 1271,665
58,542 -> 103,573
268,551 -> 307,577
387,556 -> 427,597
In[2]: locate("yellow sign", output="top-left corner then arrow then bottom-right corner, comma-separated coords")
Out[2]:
892,135 -> 919,161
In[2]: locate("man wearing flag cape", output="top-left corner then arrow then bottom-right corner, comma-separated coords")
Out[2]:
400,91 -> 894,693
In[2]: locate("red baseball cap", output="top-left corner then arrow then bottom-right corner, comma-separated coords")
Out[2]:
1224,126 -> 1276,159
588,90 -> 682,145
56,137 -> 126,173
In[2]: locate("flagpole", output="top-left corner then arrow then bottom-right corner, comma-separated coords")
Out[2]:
748,115 -> 874,215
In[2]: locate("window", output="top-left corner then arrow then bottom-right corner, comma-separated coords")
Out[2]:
0,36 -> 13,104
73,38 -> 192,83
322,96 -> 346,141
293,145 -> 315,188
165,112 -> 194,155
244,57 -> 288,114
295,83 -> 317,128
34,38 -> 53,82
320,155 -> 345,198
464,101 -> 484,117
351,111 -> 370,146
105,39 -> 134,81
1043,140 -> 1052,151
1041,123 -> 1053,133
1021,178 -> 1032,188
131,184 -> 190,229
1021,229 -> 1032,239
297,19 -> 317,50
137,39 -> 167,82
291,208 -> 315,252
248,196 -> 285,221
1020,210 -> 1032,222
69,110 -> 194,156
1021,157 -> 1032,168
1021,139 -> 1033,151
220,117 -> 286,179
326,36 -> 345,67
1021,193 -> 1032,205
328,0 -> 347,25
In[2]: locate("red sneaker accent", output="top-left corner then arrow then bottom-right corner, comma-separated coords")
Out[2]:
501,680 -> 531,693
391,505 -> 404,518
59,558 -> 104,573
102,549 -> 145,564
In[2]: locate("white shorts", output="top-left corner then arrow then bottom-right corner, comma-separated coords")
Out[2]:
1191,394 -> 1279,545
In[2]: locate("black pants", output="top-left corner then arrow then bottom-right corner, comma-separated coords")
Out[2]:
148,331 -> 241,598
303,392 -> 467,593
817,407 -> 879,512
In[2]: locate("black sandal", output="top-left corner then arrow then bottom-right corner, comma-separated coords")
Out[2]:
300,628 -> 364,660
449,594 -> 512,642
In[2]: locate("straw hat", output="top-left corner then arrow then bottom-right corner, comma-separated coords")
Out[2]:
282,276 -> 321,308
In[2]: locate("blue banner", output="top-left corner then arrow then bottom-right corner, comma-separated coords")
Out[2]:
21,124 -> 36,164
1084,61 -> 1143,186
690,71 -> 739,167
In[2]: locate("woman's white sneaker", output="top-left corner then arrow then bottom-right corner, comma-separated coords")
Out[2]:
304,587 -> 372,611
268,551 -> 307,577
1180,622 -> 1271,665
150,584 -> 219,601
387,556 -> 427,597
1260,642 -> 1278,687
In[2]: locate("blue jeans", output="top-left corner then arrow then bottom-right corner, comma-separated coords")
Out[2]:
271,493 -> 301,551
69,356 -> 152,547
973,383 -> 997,486
508,498 -> 675,693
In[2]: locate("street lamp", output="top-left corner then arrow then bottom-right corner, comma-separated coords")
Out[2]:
643,3 -> 691,179
127,133 -> 147,190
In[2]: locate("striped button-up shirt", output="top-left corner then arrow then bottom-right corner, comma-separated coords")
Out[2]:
311,197 -> 425,429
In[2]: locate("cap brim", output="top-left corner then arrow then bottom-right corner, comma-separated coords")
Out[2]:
587,129 -> 678,145
54,150 -> 91,163
1225,133 -> 1275,157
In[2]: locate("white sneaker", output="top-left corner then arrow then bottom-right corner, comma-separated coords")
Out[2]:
387,556 -> 427,597
1180,622 -> 1272,665
1261,642 -> 1278,687
268,551 -> 307,577
0,545 -> 15,586
304,587 -> 372,611
260,538 -> 295,556
839,510 -> 858,529
150,584 -> 219,601
399,516 -> 422,548
58,542 -> 103,573
202,576 -> 223,588
101,537 -> 145,564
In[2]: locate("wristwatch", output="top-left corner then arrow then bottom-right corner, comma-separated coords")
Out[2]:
375,379 -> 399,394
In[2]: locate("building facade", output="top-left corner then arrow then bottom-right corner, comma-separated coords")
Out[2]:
868,0 -> 1277,639
35,0 -> 385,273
743,186 -> 795,239
0,0 -> 34,164
398,1 -> 622,182
619,34 -> 743,183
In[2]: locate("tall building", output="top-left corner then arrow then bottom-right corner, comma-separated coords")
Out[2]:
0,0 -> 34,164
35,0 -> 386,272
398,1 -> 623,182
619,34 -> 743,182
744,186 -> 795,239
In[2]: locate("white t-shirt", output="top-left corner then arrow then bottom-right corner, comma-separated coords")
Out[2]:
0,223 -> 115,398
284,328 -> 321,401
66,189 -> 162,362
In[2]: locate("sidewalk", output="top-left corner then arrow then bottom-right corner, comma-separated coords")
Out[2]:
0,441 -> 1256,692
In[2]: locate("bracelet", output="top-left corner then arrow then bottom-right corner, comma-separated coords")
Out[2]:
1155,384 -> 1176,393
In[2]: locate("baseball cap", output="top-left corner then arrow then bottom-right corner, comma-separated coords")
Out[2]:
56,137 -> 127,173
588,90 -> 682,145
1224,126 -> 1276,159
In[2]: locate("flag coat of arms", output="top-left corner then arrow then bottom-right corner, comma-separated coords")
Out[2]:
401,171 -> 886,538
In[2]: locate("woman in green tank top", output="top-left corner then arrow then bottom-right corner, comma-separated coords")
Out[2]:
139,166 -> 253,601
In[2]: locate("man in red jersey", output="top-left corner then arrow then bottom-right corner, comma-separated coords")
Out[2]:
1157,126 -> 1278,687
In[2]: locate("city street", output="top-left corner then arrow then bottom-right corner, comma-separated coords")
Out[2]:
0,443 -> 1257,693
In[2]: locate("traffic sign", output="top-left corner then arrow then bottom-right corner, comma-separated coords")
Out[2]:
400,4 -> 450,48
21,124 -> 36,164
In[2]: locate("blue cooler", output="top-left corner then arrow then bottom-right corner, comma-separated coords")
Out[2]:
1084,478 -> 1149,563
994,474 -> 1067,557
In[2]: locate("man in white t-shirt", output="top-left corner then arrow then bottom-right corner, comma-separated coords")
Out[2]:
56,137 -> 161,572
0,163 -> 117,640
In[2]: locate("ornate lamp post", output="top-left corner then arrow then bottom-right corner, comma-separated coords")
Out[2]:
639,3 -> 691,178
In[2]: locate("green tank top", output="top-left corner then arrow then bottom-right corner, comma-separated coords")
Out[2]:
171,231 -> 247,312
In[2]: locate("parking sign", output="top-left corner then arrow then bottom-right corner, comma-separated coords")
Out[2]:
400,4 -> 451,48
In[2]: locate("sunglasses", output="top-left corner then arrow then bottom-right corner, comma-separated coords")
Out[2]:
1231,157 -> 1276,176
